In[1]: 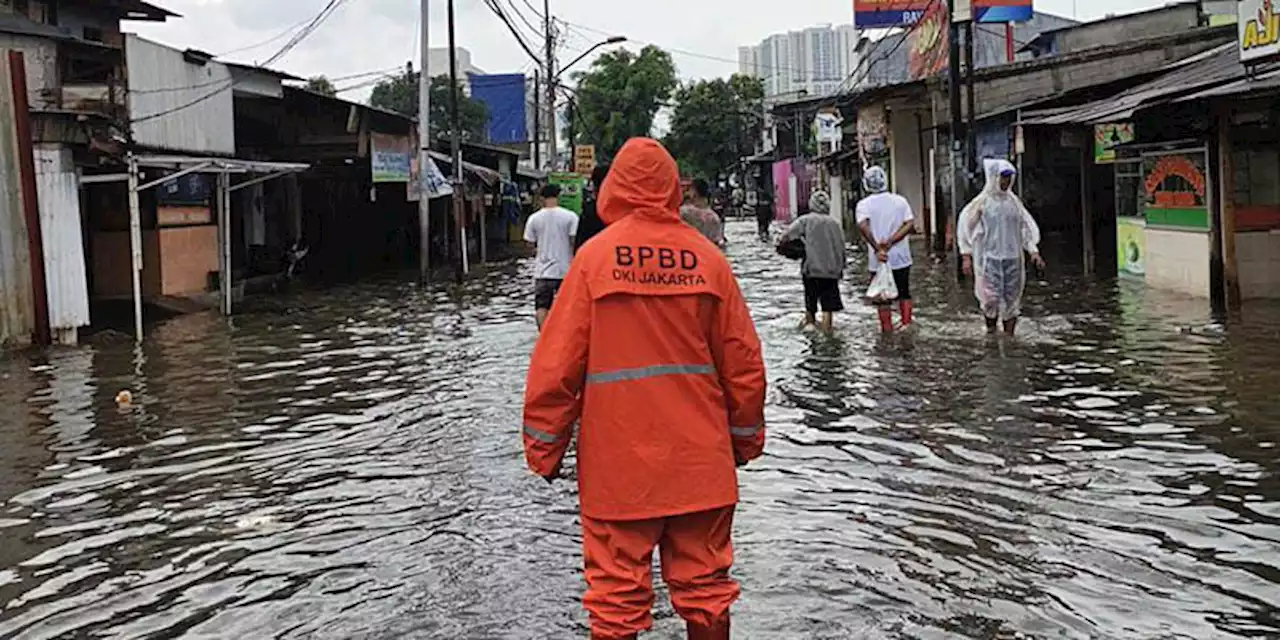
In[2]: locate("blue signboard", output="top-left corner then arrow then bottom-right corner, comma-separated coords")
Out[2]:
469,73 -> 528,145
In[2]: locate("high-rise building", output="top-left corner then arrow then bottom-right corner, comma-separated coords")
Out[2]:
738,24 -> 858,101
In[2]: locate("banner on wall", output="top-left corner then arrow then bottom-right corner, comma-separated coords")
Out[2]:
1117,216 -> 1147,277
907,0 -> 949,79
371,133 -> 412,183
772,160 -> 792,222
1094,123 -> 1135,164
855,0 -> 1033,28
1141,149 -> 1209,229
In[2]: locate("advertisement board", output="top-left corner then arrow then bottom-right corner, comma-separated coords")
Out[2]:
1117,216 -> 1146,277
549,172 -> 586,214
574,145 -> 597,176
907,0 -> 949,79
1094,123 -> 1135,164
1239,0 -> 1280,64
371,133 -> 412,183
1141,149 -> 1209,229
855,0 -> 1033,28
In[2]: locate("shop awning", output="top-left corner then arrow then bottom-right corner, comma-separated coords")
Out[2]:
1018,43 -> 1242,126
427,150 -> 500,186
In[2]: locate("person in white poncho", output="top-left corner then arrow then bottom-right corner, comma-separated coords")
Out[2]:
957,159 -> 1045,336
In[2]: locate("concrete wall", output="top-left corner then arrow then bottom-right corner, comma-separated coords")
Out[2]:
1236,230 -> 1280,299
1057,4 -> 1202,54
1145,227 -> 1210,297
960,32 -> 1232,120
0,36 -> 58,109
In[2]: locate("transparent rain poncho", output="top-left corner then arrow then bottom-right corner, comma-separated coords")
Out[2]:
957,159 -> 1042,321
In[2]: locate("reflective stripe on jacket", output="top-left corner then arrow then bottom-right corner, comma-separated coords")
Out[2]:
522,138 -> 767,521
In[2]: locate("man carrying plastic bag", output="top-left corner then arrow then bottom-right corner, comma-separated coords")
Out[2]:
856,166 -> 916,333
957,159 -> 1045,336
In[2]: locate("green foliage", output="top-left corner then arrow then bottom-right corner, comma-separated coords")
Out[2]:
664,74 -> 765,182
369,72 -> 489,142
304,75 -> 337,97
571,46 -> 678,163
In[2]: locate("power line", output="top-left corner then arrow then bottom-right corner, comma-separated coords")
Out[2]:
216,15 -> 315,58
480,0 -> 545,68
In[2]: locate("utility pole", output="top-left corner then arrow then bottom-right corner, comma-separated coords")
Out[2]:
447,0 -> 467,280
567,96 -> 576,169
417,0 -> 431,281
544,0 -> 557,171
533,70 -> 541,169
963,22 -> 977,190
945,0 -> 963,261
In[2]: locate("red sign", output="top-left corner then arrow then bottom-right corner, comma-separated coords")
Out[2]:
854,0 -> 1034,27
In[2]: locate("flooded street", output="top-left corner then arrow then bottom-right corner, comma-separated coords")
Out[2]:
1,220 -> 1278,639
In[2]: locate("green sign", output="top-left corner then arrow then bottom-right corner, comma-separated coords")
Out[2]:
1094,123 -> 1134,164
1141,150 -> 1209,229
549,172 -> 586,215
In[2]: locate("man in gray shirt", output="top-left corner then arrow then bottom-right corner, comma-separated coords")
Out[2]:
780,191 -> 846,332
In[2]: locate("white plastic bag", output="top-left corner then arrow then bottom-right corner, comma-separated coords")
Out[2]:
864,264 -> 899,303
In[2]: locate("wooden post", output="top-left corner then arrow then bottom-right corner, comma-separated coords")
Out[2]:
9,51 -> 49,345
218,171 -> 232,316
1218,107 -> 1241,311
480,189 -> 487,264
1081,133 -> 1094,274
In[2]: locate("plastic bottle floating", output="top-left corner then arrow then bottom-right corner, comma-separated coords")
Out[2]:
115,390 -> 134,408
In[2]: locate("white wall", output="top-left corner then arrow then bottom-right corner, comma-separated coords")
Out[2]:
126,34 -> 235,155
889,108 -> 928,228
1145,228 -> 1210,297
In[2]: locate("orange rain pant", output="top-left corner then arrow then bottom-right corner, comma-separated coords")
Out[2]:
581,506 -> 739,639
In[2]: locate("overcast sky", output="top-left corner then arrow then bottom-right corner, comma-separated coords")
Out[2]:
131,0 -> 1175,102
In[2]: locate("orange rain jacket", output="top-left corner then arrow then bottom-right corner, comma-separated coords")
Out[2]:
522,138 -> 767,522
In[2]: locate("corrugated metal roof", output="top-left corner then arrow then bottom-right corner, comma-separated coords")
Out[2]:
428,151 -> 500,185
1019,42 -> 1242,125
1173,66 -> 1280,102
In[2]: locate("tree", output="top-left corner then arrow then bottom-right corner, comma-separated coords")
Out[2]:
664,74 -> 765,183
368,71 -> 489,142
570,46 -> 678,163
304,75 -> 337,97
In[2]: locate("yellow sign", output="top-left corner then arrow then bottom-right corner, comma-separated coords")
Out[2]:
1117,216 -> 1146,277
574,145 -> 596,176
1240,0 -> 1280,63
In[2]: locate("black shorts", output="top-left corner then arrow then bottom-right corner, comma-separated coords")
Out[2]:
534,279 -> 562,310
893,266 -> 912,301
803,277 -> 845,314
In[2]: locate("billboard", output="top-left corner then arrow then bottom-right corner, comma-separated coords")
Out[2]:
469,73 -> 528,145
907,0 -> 949,79
855,0 -> 1033,28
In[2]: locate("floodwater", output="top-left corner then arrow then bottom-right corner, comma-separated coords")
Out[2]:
1,220 -> 1278,639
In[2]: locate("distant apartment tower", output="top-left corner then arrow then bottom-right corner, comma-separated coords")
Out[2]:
739,24 -> 858,100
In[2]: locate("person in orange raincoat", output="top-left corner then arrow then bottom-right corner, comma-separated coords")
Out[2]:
522,138 -> 767,640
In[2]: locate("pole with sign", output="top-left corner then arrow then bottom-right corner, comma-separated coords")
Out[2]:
574,145 -> 596,176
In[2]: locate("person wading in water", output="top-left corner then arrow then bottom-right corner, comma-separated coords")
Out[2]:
522,138 -> 767,640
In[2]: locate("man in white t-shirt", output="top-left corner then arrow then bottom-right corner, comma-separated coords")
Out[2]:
855,166 -> 916,333
523,184 -> 579,330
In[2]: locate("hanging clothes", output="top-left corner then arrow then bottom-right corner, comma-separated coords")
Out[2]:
957,159 -> 1042,321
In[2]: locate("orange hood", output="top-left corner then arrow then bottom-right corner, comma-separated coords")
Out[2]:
597,138 -> 682,226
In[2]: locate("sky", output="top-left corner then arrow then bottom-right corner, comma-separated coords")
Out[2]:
131,0 -> 1175,103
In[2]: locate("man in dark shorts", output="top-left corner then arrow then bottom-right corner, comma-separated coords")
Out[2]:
780,191 -> 846,333
856,166 -> 916,333
523,184 -> 579,330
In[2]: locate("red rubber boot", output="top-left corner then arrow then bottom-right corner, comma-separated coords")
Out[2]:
899,299 -> 914,327
877,307 -> 895,333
